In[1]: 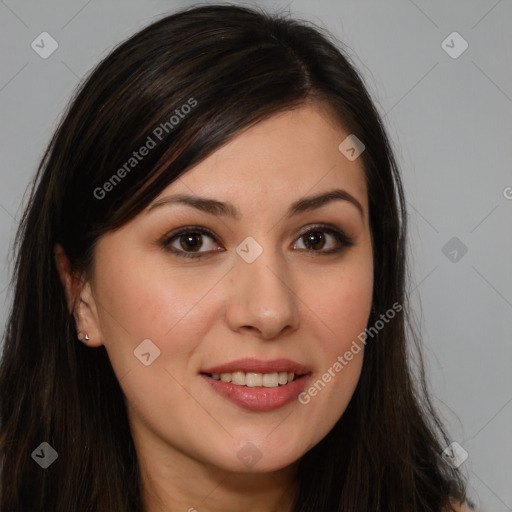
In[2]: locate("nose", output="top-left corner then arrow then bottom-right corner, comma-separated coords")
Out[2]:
224,247 -> 300,340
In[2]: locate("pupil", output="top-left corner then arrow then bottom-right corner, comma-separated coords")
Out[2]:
305,231 -> 324,250
178,231 -> 325,252
181,233 -> 202,252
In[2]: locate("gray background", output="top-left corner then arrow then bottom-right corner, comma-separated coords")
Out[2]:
1,1 -> 511,510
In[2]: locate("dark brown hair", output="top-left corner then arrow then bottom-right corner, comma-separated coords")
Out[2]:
0,3 -> 467,511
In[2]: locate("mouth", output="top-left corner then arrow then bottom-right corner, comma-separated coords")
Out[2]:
201,370 -> 302,387
199,358 -> 311,411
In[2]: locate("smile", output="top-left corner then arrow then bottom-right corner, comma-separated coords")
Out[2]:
200,358 -> 311,411
204,371 -> 298,387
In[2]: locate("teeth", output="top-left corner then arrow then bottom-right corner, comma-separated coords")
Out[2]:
232,371 -> 245,386
246,372 -> 262,387
207,371 -> 297,387
262,373 -> 278,387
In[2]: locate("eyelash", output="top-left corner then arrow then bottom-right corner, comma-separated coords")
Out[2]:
161,224 -> 354,260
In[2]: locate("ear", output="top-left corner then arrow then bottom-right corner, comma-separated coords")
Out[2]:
54,243 -> 104,347
54,243 -> 80,314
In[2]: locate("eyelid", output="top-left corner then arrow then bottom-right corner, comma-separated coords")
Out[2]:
295,223 -> 354,247
163,225 -> 219,242
161,223 -> 354,258
160,225 -> 222,255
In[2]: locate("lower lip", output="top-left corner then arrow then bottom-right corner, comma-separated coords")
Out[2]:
201,374 -> 310,411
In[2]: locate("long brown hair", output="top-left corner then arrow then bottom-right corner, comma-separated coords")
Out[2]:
0,4 -> 467,510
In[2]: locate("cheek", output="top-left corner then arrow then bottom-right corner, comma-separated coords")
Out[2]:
293,255 -> 372,437
92,245 -> 238,394
304,251 -> 373,346
96,245 -> 206,332
325,272 -> 372,344
91,251 -> 219,433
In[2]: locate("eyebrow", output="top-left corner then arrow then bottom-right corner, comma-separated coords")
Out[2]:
146,188 -> 364,219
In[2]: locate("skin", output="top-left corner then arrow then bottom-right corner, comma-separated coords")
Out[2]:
56,103 -> 374,512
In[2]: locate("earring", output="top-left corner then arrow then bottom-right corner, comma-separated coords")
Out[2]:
77,331 -> 89,343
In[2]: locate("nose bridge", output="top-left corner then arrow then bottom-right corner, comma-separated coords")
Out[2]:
226,236 -> 299,339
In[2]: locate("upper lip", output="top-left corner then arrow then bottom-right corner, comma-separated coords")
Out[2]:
201,358 -> 311,375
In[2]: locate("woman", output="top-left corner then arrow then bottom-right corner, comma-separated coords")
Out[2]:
0,4 -> 472,511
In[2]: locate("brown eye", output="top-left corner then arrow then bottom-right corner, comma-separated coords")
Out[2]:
293,225 -> 354,254
178,232 -> 203,252
162,226 -> 222,259
302,231 -> 326,251
162,224 -> 353,260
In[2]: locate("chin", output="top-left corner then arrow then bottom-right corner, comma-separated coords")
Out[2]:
209,431 -> 309,474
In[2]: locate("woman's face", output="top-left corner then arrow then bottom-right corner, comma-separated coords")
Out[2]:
78,103 -> 373,474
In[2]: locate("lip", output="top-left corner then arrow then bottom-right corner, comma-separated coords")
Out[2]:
201,373 -> 311,411
200,357 -> 311,375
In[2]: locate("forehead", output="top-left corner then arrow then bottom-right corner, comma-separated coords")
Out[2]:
157,103 -> 367,212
